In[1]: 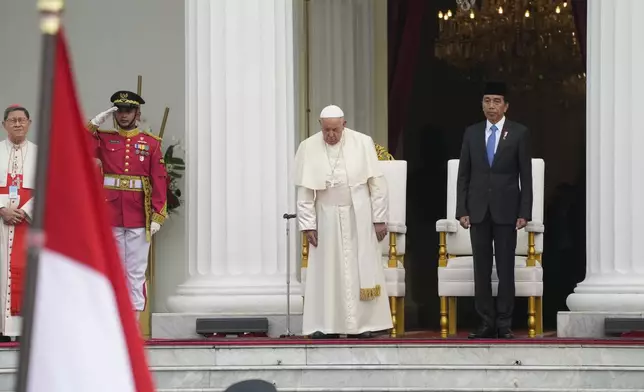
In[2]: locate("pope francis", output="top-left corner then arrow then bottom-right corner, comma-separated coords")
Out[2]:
294,105 -> 393,339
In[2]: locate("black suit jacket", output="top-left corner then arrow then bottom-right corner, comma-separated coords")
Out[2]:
456,119 -> 533,225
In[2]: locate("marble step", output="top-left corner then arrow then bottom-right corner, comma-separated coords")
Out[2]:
0,343 -> 643,391
144,344 -> 644,367
151,364 -> 644,391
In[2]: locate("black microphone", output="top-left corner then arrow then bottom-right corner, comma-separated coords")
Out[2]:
283,213 -> 296,219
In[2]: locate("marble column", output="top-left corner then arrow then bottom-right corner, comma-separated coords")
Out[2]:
558,0 -> 644,337
306,0 -> 388,144
154,0 -> 303,338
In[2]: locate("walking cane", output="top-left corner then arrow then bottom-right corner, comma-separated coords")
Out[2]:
281,213 -> 297,337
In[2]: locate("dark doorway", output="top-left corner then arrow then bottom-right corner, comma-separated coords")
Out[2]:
389,0 -> 587,331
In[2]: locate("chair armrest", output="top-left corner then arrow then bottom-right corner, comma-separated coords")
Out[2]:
526,221 -> 545,233
436,219 -> 459,233
387,222 -> 407,234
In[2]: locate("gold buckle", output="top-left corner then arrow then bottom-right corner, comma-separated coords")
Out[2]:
119,178 -> 130,189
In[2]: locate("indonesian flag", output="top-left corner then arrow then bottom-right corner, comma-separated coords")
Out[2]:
22,31 -> 154,391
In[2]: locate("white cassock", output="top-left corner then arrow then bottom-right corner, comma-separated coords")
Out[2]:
295,128 -> 393,335
0,139 -> 36,336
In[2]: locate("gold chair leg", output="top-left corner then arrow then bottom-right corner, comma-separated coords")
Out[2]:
396,297 -> 405,336
448,297 -> 457,336
301,233 -> 309,268
440,296 -> 448,338
528,296 -> 536,338
389,297 -> 397,337
535,296 -> 543,336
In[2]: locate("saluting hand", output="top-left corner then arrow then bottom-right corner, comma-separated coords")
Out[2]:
90,107 -> 118,126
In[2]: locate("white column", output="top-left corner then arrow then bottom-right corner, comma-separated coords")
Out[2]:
307,0 -> 387,144
166,0 -> 302,323
565,0 -> 644,313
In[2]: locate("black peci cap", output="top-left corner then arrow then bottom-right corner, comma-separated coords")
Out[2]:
483,81 -> 508,97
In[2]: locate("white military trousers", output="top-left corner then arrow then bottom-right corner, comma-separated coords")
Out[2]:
112,227 -> 150,311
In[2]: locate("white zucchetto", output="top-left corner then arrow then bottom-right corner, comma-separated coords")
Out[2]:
319,105 -> 344,119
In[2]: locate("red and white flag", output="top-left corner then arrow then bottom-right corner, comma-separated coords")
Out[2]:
23,31 -> 154,391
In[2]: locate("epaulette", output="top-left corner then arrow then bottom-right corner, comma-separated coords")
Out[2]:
97,129 -> 118,134
143,130 -> 162,141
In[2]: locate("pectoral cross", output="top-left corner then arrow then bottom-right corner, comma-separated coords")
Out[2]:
326,177 -> 340,188
13,176 -> 22,189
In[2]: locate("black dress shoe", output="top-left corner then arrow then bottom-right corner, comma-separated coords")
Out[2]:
310,331 -> 339,339
348,331 -> 374,339
498,328 -> 514,339
468,325 -> 497,339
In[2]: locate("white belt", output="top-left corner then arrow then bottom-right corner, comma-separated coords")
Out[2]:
103,176 -> 143,190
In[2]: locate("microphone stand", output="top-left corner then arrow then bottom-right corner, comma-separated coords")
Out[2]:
280,213 -> 297,338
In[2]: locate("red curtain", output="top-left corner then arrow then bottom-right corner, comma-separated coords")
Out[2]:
387,0 -> 428,156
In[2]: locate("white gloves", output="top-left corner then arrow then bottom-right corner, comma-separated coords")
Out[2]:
151,222 -> 161,235
90,107 -> 118,126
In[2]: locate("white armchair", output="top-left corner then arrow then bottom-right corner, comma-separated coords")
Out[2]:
436,158 -> 545,338
301,145 -> 407,337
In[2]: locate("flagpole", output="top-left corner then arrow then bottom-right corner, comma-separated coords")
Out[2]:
15,1 -> 64,391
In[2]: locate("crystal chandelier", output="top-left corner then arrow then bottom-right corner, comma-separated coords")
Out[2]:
436,0 -> 584,94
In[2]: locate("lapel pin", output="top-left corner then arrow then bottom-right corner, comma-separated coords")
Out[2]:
502,131 -> 508,140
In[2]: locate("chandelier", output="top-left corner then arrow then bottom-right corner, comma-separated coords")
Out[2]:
435,0 -> 584,94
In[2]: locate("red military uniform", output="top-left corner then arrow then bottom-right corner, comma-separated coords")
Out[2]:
87,127 -> 167,231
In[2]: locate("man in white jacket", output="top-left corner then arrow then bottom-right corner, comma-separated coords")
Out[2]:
294,105 -> 392,339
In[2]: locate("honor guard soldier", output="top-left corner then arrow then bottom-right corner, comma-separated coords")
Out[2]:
87,91 -> 167,320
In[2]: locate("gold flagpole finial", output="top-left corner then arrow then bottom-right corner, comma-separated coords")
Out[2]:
38,0 -> 65,35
